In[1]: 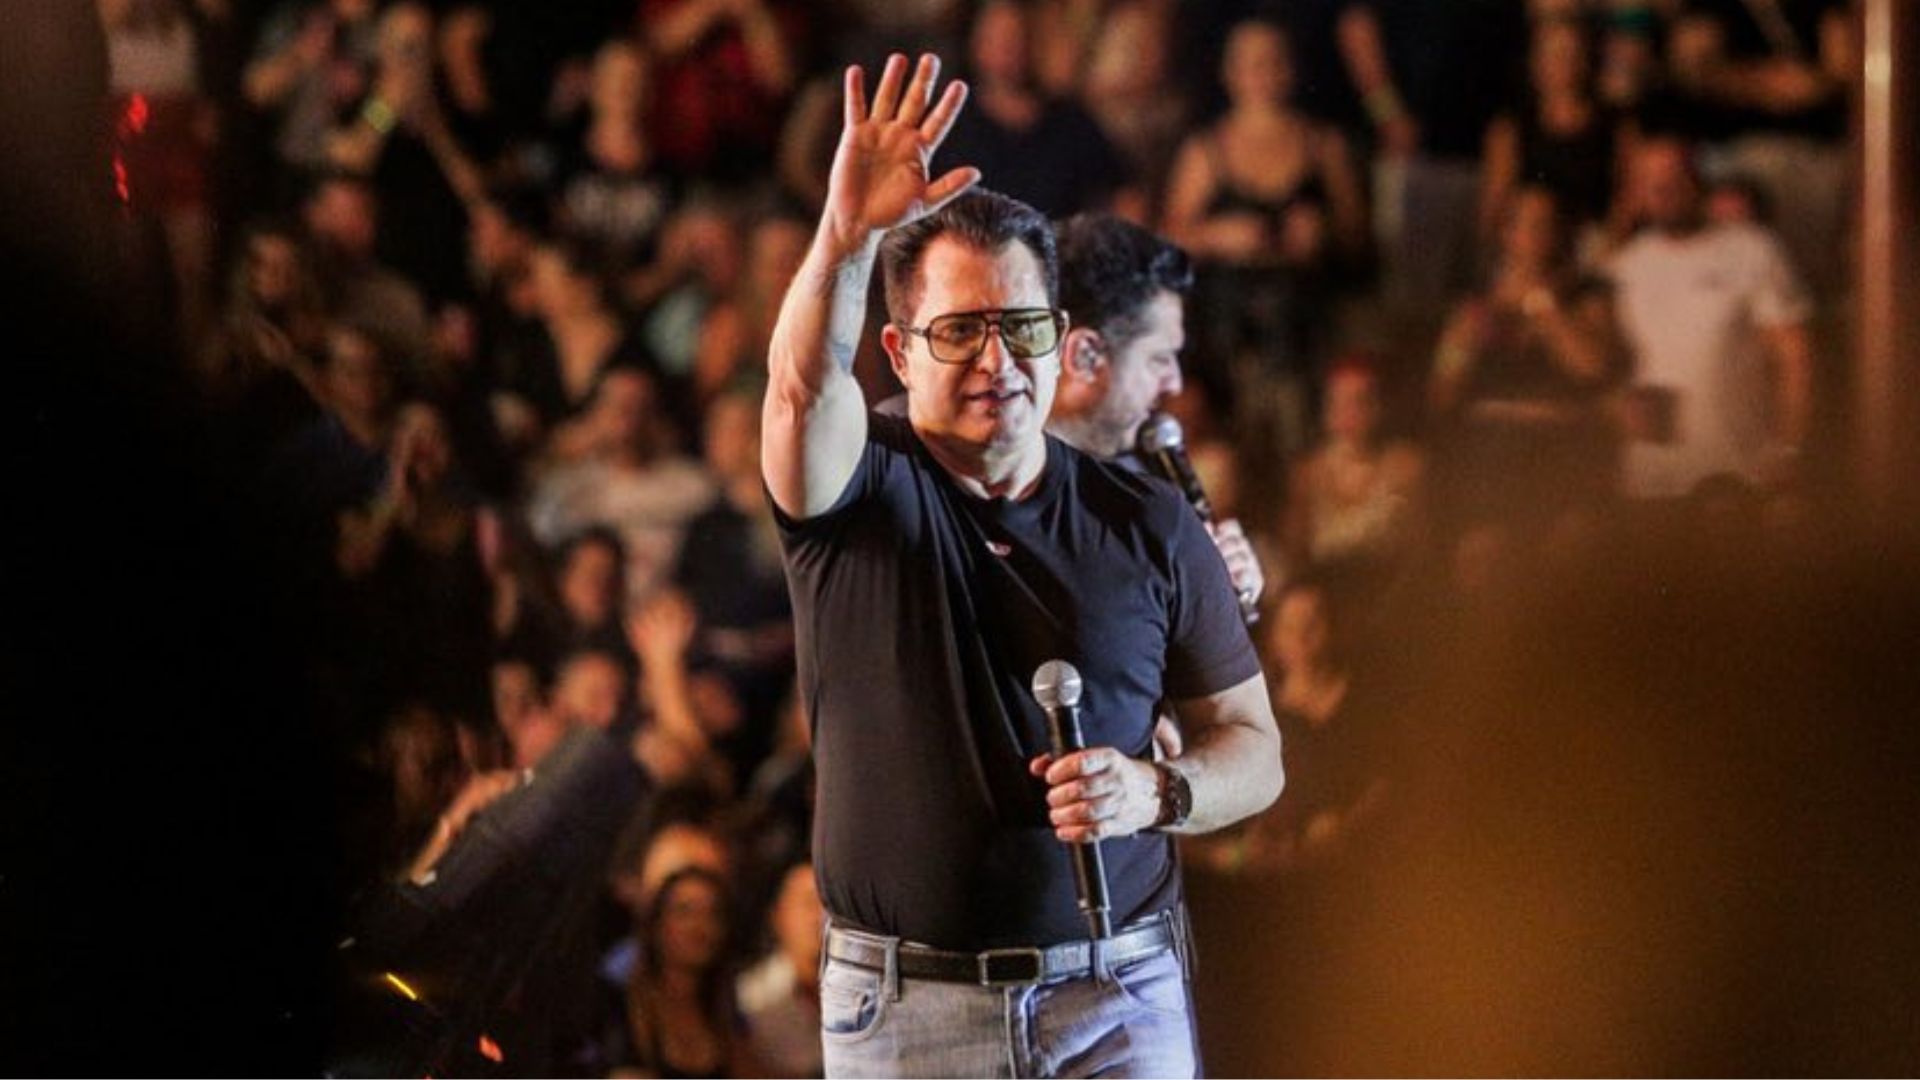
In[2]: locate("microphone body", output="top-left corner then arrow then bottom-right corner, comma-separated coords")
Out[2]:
1137,412 -> 1260,623
1032,660 -> 1113,940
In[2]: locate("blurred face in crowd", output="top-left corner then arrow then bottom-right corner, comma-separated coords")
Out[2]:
331,0 -> 375,21
1503,187 -> 1562,271
1223,21 -> 1293,109
590,40 -> 649,116
1632,140 -> 1703,234
1086,1 -> 1167,99
558,537 -> 621,629
1062,289 -> 1185,459
592,368 -> 659,458
1324,366 -> 1382,445
384,706 -> 464,820
246,232 -> 300,310
553,651 -> 625,730
1530,19 -> 1589,98
1706,183 -> 1761,226
1271,585 -> 1332,674
654,873 -> 727,974
493,660 -> 567,767
884,238 -> 1061,463
702,393 -> 760,481
636,823 -> 730,907
307,180 -> 378,262
771,863 -> 824,975
324,326 -> 388,421
971,0 -> 1031,88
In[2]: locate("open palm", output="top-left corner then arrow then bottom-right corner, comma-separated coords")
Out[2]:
826,53 -> 978,242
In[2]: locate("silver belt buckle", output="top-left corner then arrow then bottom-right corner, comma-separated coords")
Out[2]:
977,946 -> 1045,986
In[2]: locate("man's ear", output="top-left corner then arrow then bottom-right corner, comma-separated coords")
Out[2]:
880,322 -> 911,387
1062,327 -> 1105,380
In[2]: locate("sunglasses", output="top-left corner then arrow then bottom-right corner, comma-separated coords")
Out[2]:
897,307 -> 1068,365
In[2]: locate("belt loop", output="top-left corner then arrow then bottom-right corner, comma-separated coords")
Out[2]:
820,917 -> 836,987
1091,935 -> 1113,984
1167,904 -> 1196,982
883,932 -> 901,1002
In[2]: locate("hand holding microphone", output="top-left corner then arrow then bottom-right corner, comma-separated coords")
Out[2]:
1137,411 -> 1264,622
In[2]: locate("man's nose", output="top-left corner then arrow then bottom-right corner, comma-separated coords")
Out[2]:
973,327 -> 1011,375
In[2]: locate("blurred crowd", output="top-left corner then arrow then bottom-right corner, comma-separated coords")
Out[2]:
97,0 -> 1855,1074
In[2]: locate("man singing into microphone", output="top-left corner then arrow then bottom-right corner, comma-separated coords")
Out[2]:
762,52 -> 1282,1078
1048,212 -> 1265,619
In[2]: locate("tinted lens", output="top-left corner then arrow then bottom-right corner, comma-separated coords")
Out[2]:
927,314 -> 989,362
1001,311 -> 1060,357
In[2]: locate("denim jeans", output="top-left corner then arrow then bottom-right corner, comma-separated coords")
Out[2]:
818,922 -> 1196,1079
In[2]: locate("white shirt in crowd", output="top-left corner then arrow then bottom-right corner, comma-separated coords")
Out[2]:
1608,221 -> 1811,499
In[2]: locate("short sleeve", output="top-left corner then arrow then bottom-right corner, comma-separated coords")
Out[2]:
1162,501 -> 1262,700
767,411 -> 902,539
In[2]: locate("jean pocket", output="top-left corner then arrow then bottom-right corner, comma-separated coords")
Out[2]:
1106,950 -> 1191,1018
819,955 -> 889,1043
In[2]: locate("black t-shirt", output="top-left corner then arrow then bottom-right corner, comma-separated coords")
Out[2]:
933,99 -> 1128,219
1364,0 -> 1528,159
774,413 -> 1259,949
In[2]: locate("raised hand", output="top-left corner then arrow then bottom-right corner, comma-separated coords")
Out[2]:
823,53 -> 978,249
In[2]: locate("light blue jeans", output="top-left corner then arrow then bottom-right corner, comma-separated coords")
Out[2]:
818,923 -> 1196,1079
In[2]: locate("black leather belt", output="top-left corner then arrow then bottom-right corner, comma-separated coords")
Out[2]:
824,913 -> 1180,988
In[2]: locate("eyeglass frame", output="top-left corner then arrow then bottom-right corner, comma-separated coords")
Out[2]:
894,307 -> 1071,366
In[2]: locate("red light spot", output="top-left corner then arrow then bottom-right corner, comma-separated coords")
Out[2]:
126,93 -> 149,134
477,1034 -> 504,1063
112,155 -> 130,205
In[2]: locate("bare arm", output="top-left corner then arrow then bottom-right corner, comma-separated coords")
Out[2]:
762,54 -> 978,520
1035,671 -> 1284,841
1765,321 -> 1813,448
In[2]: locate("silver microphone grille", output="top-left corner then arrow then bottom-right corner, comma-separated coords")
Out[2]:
1031,659 -> 1084,710
1136,411 -> 1185,455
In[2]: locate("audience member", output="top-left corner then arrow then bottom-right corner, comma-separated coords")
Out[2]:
933,0 -> 1131,217
1608,136 -> 1812,500
736,862 -> 825,1078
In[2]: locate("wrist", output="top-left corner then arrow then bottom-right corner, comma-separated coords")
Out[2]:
1150,761 -> 1194,832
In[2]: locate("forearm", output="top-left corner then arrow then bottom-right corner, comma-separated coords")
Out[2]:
1771,325 -> 1814,446
761,225 -> 877,516
1163,712 -> 1283,835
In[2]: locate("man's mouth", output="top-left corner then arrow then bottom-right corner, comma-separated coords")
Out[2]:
967,385 -> 1029,405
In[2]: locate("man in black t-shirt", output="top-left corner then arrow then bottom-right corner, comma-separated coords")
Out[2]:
762,53 -> 1283,1079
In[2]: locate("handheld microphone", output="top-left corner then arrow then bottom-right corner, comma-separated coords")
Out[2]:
1032,659 -> 1113,940
1136,412 -> 1213,522
1137,411 -> 1261,623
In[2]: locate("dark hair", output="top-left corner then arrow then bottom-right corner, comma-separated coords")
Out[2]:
1056,213 -> 1193,355
633,865 -> 738,1068
879,189 -> 1058,325
555,523 -> 627,575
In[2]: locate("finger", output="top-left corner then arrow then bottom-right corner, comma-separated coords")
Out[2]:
870,52 -> 909,121
1045,748 -> 1113,786
919,79 -> 969,147
1056,824 -> 1103,844
1051,802 -> 1097,827
1028,753 -> 1054,778
924,166 -> 981,214
1046,776 -> 1108,808
842,64 -> 867,128
898,53 -> 939,126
